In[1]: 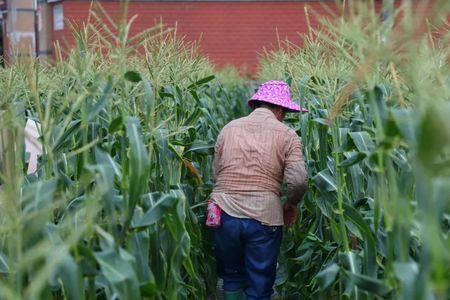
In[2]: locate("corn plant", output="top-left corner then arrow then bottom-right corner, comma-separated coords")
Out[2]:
260,2 -> 450,299
0,4 -> 250,299
1,1 -> 449,299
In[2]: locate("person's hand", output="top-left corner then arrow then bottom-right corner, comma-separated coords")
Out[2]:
283,202 -> 297,227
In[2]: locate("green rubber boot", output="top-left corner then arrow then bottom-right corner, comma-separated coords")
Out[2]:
223,290 -> 246,300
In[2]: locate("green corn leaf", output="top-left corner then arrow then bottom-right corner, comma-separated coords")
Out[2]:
183,108 -> 202,127
344,271 -> 392,296
52,120 -> 81,154
348,163 -> 365,199
417,104 -> 450,167
132,193 -> 178,228
298,75 -> 312,97
154,128 -> 171,192
124,71 -> 142,83
0,252 -> 8,273
313,169 -> 337,192
94,147 -> 122,180
130,231 -> 154,284
343,203 -> 377,277
394,262 -> 419,299
142,78 -> 154,121
22,179 -> 57,213
392,108 -> 415,144
316,196 -> 333,218
88,79 -> 112,122
370,85 -> 388,127
109,116 -> 124,134
45,224 -> 85,300
313,118 -> 331,126
141,282 -> 159,297
349,131 -> 375,153
200,108 -> 220,135
94,227 -> 141,300
52,253 -> 85,300
184,140 -> 214,155
339,151 -> 367,168
315,263 -> 340,290
187,75 -> 215,90
126,117 -> 149,209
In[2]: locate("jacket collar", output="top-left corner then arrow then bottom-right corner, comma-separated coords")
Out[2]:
251,107 -> 277,119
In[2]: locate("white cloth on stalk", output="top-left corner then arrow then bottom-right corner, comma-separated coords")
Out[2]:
25,119 -> 42,174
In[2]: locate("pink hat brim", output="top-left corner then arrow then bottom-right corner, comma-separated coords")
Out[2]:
248,99 -> 308,113
285,102 -> 309,113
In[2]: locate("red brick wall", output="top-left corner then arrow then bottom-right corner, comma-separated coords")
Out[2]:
1,14 -> 9,64
52,1 -> 338,72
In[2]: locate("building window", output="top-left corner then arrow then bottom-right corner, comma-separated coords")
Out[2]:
53,4 -> 63,31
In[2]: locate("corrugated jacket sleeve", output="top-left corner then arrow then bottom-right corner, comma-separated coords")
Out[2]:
283,131 -> 308,204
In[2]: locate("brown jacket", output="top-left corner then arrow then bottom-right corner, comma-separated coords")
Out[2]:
211,108 -> 308,225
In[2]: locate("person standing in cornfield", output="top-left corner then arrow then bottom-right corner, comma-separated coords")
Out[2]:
206,80 -> 308,300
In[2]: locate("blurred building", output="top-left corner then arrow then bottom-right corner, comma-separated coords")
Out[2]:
1,0 -> 338,71
0,0 -> 5,64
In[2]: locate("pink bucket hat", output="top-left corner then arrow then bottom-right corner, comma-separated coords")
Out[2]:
248,80 -> 308,113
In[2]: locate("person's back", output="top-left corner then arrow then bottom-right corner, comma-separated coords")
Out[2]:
211,107 -> 307,225
216,109 -> 289,191
208,80 -> 308,300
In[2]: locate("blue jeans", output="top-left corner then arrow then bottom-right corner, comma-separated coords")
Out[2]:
213,211 -> 283,300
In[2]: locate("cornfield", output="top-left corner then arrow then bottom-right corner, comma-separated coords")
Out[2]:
0,1 -> 449,299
